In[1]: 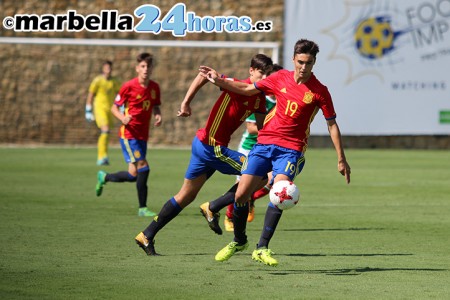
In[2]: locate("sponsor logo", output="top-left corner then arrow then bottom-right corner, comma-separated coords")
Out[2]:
323,0 -> 450,86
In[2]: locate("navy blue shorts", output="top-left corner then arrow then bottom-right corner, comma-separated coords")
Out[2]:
185,136 -> 246,180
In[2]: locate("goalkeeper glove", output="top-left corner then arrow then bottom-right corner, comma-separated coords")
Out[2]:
85,104 -> 95,122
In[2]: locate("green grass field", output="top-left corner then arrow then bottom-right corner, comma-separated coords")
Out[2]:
1,147 -> 449,299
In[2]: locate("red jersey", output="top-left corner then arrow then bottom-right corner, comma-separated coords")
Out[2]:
255,70 -> 336,152
114,78 -> 161,140
196,77 -> 266,147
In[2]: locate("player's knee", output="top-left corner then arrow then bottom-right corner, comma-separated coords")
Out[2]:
136,160 -> 148,169
234,192 -> 250,204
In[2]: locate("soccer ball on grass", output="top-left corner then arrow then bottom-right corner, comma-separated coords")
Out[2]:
269,180 -> 300,210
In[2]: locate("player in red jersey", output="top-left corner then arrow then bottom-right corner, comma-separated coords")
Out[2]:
200,39 -> 351,266
134,54 -> 273,255
95,53 -> 162,217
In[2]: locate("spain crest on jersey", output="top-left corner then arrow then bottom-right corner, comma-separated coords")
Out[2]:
254,97 -> 260,109
303,91 -> 314,104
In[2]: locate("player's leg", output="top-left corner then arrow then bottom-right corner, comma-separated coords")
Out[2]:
205,176 -> 267,233
251,171 -> 273,201
135,159 -> 155,217
149,175 -> 208,234
233,174 -> 264,242
96,138 -> 138,196
202,182 -> 238,235
224,204 -> 234,231
247,175 -> 271,222
251,173 -> 287,266
135,136 -> 211,255
224,180 -> 239,232
136,175 -> 208,255
96,167 -> 137,197
128,140 -> 156,217
97,128 -> 110,165
198,144 -> 244,234
215,144 -> 272,261
202,145 -> 265,215
257,160 -> 304,249
215,173 -> 262,262
206,175 -> 265,217
207,172 -> 267,224
208,182 -> 238,214
95,109 -> 111,165
253,149 -> 305,266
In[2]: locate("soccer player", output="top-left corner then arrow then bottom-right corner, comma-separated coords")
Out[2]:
218,64 -> 283,232
95,53 -> 162,217
85,60 -> 121,166
134,54 -> 273,255
199,39 -> 351,266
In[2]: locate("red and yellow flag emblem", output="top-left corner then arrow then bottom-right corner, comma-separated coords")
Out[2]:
303,91 -> 314,104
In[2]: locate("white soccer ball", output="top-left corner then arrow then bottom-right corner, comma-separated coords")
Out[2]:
269,180 -> 300,210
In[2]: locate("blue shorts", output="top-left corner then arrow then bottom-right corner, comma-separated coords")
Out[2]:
242,143 -> 305,182
120,138 -> 147,164
185,136 -> 246,180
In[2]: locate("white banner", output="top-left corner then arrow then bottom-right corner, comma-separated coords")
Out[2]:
284,0 -> 450,135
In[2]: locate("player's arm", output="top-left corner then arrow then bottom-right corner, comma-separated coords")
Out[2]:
327,119 -> 351,184
111,104 -> 132,125
153,105 -> 162,127
246,121 -> 258,134
198,66 -> 260,96
85,92 -> 95,122
177,73 -> 209,117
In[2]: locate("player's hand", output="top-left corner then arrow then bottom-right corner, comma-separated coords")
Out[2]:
177,102 -> 191,117
122,115 -> 132,125
85,105 -> 95,122
199,66 -> 219,83
154,114 -> 162,127
338,160 -> 351,184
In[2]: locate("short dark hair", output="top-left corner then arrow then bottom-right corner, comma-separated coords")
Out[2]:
103,60 -> 113,67
137,52 -> 153,66
250,54 -> 273,75
269,63 -> 283,75
293,39 -> 320,58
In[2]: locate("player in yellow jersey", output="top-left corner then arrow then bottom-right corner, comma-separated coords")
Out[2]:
85,60 -> 121,165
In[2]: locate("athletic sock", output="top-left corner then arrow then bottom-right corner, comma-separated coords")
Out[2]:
105,171 -> 136,183
233,202 -> 249,245
252,185 -> 271,201
143,197 -> 182,240
209,182 -> 238,213
226,203 -> 234,219
136,166 -> 150,208
257,203 -> 283,248
98,131 -> 109,160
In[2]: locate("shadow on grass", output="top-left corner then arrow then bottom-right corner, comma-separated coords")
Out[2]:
279,227 -> 386,232
284,253 -> 413,257
269,267 -> 449,276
